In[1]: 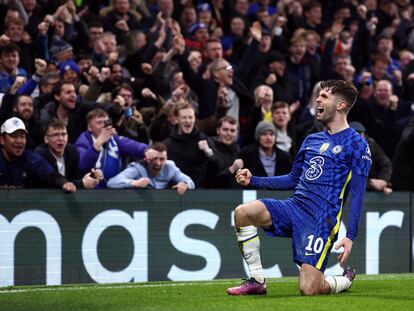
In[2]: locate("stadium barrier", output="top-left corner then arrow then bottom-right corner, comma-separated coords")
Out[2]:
0,189 -> 412,286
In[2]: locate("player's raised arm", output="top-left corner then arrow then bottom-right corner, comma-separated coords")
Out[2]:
245,147 -> 305,190
235,169 -> 252,186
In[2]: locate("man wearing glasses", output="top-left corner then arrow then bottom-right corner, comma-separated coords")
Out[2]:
34,118 -> 102,189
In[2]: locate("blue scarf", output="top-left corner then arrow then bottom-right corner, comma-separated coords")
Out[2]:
95,137 -> 121,188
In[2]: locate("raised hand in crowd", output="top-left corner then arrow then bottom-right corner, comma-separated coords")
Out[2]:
229,159 -> 244,174
389,95 -> 399,111
93,124 -> 116,151
198,140 -> 214,157
37,21 -> 50,36
171,85 -> 188,103
172,35 -> 185,55
115,20 -> 130,33
141,63 -> 153,75
217,85 -> 229,107
34,58 -> 47,76
0,34 -> 11,46
66,0 -> 78,20
248,21 -> 262,43
393,69 -> 402,86
141,87 -> 157,100
9,76 -> 26,95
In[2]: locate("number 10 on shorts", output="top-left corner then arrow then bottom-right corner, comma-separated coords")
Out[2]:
305,235 -> 324,255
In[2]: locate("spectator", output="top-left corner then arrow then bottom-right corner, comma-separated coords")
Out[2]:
391,117 -> 414,191
350,121 -> 392,194
271,101 -> 298,157
254,50 -> 295,104
163,101 -> 214,187
103,0 -> 140,45
0,117 -> 76,192
49,35 -> 74,67
39,81 -> 122,143
3,17 -> 33,72
111,83 -> 149,144
0,43 -> 27,94
252,85 -> 273,127
35,118 -> 102,189
350,79 -> 400,159
206,116 -> 243,188
238,121 -> 292,178
173,22 -> 261,138
285,34 -> 319,110
107,141 -> 194,194
0,93 -> 43,149
75,109 -> 147,188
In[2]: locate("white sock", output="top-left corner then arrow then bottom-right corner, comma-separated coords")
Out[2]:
236,226 -> 264,283
325,275 -> 352,294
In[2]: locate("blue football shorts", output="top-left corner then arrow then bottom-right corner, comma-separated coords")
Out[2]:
259,196 -> 339,272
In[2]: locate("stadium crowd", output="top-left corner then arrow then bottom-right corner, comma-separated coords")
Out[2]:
1,0 -> 414,192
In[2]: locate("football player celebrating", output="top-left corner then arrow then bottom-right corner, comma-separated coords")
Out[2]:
227,80 -> 371,296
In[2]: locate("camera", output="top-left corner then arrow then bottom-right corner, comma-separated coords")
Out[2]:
104,118 -> 112,127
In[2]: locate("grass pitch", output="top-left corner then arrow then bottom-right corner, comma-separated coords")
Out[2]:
0,274 -> 413,311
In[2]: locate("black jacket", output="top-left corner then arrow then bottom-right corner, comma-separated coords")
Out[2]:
238,144 -> 293,178
34,143 -> 84,188
391,119 -> 414,190
163,126 -> 214,188
205,137 -> 241,189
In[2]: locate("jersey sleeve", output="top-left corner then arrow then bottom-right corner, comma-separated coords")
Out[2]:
351,137 -> 371,177
347,136 -> 372,240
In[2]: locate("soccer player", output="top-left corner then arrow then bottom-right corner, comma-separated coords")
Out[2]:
227,80 -> 371,296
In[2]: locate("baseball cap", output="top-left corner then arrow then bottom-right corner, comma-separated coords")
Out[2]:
189,22 -> 208,36
1,117 -> 28,134
197,3 -> 211,12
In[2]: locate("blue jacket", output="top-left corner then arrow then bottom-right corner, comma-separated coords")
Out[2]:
0,148 -> 67,188
75,131 -> 147,185
107,160 -> 195,189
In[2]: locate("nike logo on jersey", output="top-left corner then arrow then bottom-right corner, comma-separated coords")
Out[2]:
305,252 -> 316,256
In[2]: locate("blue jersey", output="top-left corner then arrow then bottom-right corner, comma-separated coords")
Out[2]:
251,127 -> 371,270
293,127 -> 371,216
251,127 -> 371,240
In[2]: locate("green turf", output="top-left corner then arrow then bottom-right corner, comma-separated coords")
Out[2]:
0,274 -> 413,311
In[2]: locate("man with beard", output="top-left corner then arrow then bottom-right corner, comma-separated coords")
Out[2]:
227,80 -> 371,297
107,142 -> 194,195
39,81 -> 122,143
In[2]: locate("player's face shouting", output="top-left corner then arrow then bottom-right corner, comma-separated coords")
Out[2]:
315,88 -> 337,124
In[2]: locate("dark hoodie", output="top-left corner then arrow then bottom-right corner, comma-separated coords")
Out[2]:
163,126 -> 214,188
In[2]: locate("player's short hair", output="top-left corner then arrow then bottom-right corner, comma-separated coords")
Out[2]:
320,80 -> 358,110
149,142 -> 167,153
86,108 -> 108,123
43,118 -> 66,136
